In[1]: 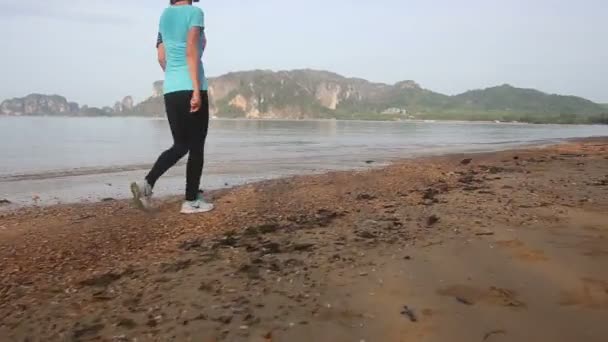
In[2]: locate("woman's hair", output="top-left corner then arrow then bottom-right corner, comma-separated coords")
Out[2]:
170,0 -> 198,4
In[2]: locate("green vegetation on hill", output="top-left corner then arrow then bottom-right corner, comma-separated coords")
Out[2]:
440,85 -> 606,123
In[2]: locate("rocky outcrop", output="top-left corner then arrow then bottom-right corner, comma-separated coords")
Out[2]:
0,94 -> 114,117
152,81 -> 164,98
123,96 -> 134,111
315,82 -> 342,110
395,80 -> 421,90
68,102 -> 80,113
0,94 -> 79,116
228,94 -> 260,118
113,96 -> 134,113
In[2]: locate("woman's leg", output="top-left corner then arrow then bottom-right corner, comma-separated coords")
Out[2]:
145,91 -> 191,187
184,91 -> 210,201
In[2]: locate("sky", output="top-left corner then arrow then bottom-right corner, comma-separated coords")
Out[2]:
0,0 -> 606,107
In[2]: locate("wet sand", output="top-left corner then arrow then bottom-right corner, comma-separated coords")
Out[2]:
1,139 -> 607,342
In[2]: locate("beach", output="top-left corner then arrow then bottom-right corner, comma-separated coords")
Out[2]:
1,138 -> 607,341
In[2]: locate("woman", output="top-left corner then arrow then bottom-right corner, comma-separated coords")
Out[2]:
131,0 -> 213,214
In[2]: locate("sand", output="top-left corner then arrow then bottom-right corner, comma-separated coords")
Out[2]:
0,139 -> 607,342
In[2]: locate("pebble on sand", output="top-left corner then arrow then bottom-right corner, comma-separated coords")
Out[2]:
427,215 -> 440,226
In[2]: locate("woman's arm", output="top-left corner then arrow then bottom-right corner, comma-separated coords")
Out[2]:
186,27 -> 201,93
186,27 -> 201,112
157,32 -> 166,71
202,28 -> 207,53
186,8 -> 205,112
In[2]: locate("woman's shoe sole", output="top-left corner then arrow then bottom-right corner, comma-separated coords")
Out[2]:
180,205 -> 214,214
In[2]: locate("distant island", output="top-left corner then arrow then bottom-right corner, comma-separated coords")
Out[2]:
1,69 -> 607,124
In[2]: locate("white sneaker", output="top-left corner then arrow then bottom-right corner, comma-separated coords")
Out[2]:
181,199 -> 214,214
130,181 -> 153,210
196,190 -> 206,201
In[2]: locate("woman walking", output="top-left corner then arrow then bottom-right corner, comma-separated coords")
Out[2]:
131,0 -> 213,214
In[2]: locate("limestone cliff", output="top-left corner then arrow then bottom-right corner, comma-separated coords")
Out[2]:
203,69 -> 443,119
0,94 -> 125,117
0,94 -> 79,116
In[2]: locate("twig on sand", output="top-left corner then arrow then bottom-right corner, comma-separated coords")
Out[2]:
456,297 -> 473,305
422,240 -> 443,248
401,306 -> 418,322
483,329 -> 506,341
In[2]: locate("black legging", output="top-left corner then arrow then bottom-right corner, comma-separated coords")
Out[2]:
146,90 -> 209,201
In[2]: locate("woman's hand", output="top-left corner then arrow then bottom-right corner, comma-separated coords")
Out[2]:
190,91 -> 201,113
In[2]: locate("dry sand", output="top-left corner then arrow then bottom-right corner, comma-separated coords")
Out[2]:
1,139 -> 607,342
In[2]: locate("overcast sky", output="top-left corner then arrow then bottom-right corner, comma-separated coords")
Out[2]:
0,0 -> 606,106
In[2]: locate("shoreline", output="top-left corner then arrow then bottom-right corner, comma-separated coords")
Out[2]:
2,136 -> 606,210
2,115 -> 608,126
1,139 -> 607,341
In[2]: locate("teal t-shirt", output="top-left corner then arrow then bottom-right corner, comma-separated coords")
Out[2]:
158,5 -> 208,94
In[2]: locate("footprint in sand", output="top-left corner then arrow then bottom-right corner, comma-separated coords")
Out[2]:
559,278 -> 608,309
547,234 -> 608,259
577,238 -> 608,259
582,249 -> 608,258
495,239 -> 549,262
582,225 -> 608,233
495,239 -> 525,248
517,249 -> 549,261
437,285 -> 526,309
